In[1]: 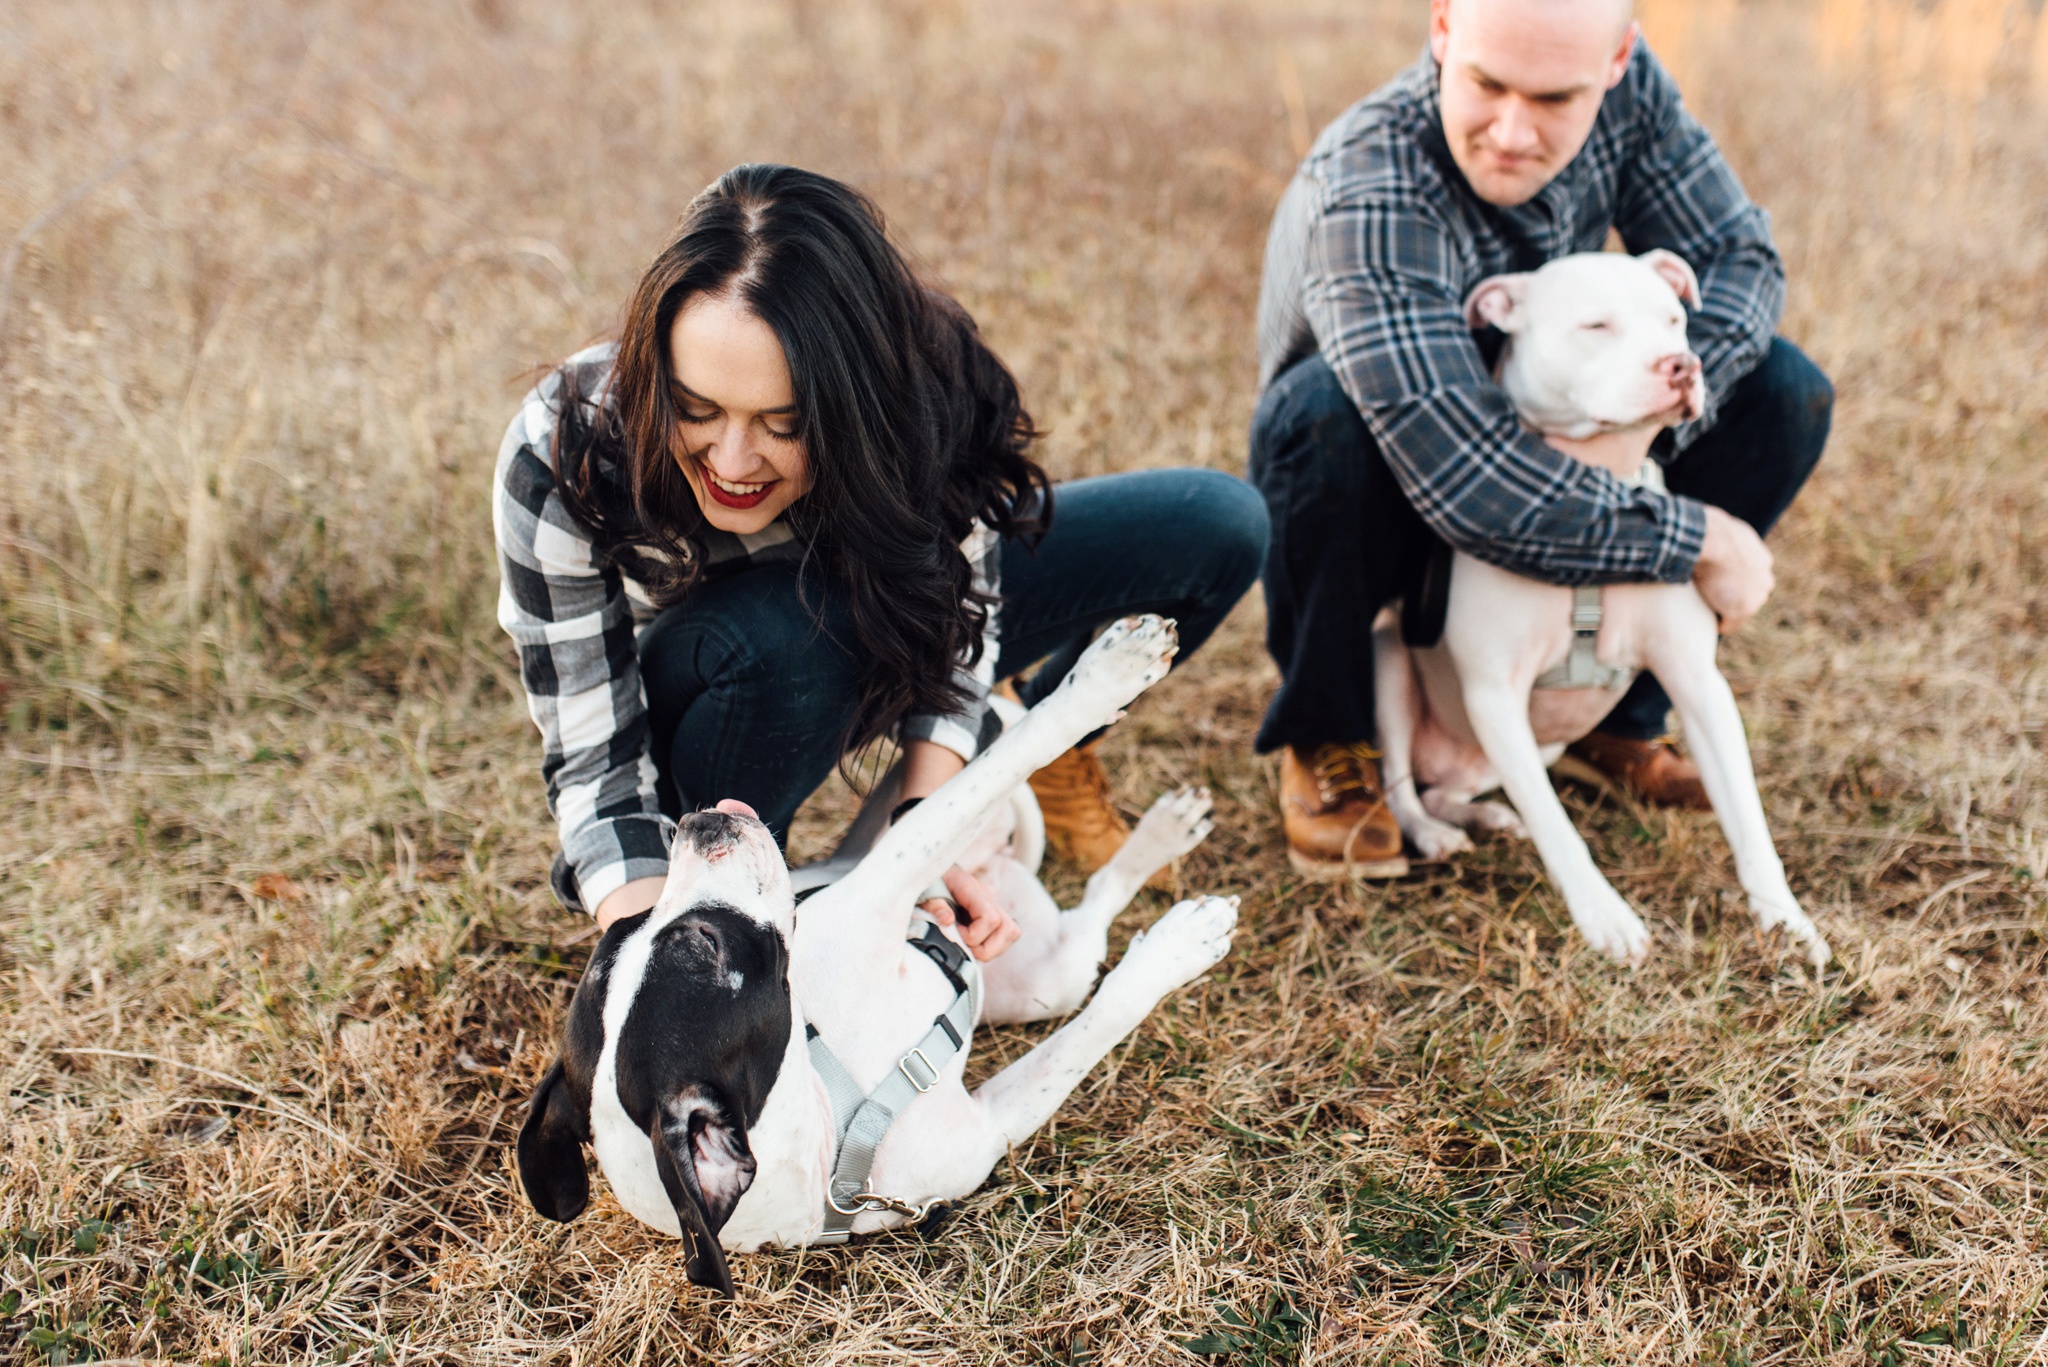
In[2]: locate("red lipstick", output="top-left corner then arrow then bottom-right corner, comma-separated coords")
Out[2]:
701,475 -> 779,511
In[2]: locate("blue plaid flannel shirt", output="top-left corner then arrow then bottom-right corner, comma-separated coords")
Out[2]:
1256,41 -> 1785,584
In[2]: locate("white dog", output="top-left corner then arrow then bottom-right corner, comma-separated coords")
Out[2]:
517,616 -> 1239,1293
1372,250 -> 1830,968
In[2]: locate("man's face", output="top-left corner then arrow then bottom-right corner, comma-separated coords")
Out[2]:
1430,0 -> 1638,208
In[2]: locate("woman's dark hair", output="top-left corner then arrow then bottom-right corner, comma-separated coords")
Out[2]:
550,164 -> 1051,752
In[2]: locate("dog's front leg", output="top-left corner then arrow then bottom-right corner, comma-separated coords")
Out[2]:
1642,615 -> 1831,966
814,616 -> 1178,950
1459,677 -> 1651,964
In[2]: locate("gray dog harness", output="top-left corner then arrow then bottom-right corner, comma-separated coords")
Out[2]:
805,915 -> 982,1243
1531,586 -> 1637,691
1530,458 -> 1664,692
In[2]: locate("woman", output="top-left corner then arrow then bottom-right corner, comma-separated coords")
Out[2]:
494,165 -> 1267,955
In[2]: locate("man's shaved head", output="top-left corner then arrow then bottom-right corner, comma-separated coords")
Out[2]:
1445,0 -> 1635,43
1430,0 -> 1640,206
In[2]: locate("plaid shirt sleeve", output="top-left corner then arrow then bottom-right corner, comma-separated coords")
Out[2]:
1612,47 -> 1786,452
899,523 -> 1001,762
492,374 -> 671,916
1303,186 -> 1708,586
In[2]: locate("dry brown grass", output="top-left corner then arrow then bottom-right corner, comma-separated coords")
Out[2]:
2,0 -> 2046,1361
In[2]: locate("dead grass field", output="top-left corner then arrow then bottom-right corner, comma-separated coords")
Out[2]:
2,0 -> 2046,1362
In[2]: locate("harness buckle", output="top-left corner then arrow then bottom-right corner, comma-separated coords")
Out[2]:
825,1189 -> 938,1221
898,1048 -> 940,1093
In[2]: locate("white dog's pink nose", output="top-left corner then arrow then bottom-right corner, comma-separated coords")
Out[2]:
1656,353 -> 1701,387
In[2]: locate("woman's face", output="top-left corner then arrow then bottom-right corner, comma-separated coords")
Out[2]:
667,291 -> 811,534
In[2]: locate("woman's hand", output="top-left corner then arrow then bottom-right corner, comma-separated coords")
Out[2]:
921,865 -> 1021,962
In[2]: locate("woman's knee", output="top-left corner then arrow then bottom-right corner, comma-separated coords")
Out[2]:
1177,468 -> 1272,596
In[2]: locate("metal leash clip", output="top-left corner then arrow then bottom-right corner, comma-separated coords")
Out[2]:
824,1189 -> 939,1222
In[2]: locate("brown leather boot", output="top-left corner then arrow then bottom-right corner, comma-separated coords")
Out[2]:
1281,742 -> 1409,882
1553,732 -> 1711,810
1029,741 -> 1135,874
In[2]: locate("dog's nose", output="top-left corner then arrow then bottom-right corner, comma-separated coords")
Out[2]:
1656,352 -> 1701,385
677,808 -> 757,858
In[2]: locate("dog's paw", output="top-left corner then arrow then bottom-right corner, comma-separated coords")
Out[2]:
1109,894 -> 1238,998
1750,894 -> 1831,968
1059,616 -> 1178,722
1569,885 -> 1651,966
1406,814 -> 1473,861
1464,801 -> 1526,838
1122,787 -> 1214,868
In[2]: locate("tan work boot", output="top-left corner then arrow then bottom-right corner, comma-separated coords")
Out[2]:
1553,732 -> 1711,811
1029,741 -> 1137,873
1281,742 -> 1409,882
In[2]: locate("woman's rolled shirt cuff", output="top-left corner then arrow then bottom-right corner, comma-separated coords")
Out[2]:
561,812 -> 675,916
900,711 -> 985,765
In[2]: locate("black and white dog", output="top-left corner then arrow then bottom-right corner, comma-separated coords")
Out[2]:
517,616 -> 1239,1292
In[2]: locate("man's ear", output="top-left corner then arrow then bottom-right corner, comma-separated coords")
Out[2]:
652,1088 -> 759,1296
516,1061 -> 590,1223
1462,273 -> 1531,333
1607,20 -> 1640,90
1639,249 -> 1702,309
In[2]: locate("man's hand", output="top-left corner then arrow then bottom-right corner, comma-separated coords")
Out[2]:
1693,504 -> 1774,635
921,865 -> 1021,962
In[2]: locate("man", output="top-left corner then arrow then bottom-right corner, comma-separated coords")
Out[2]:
1250,0 -> 1831,881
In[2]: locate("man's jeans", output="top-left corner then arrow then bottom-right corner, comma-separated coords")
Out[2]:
637,468 -> 1270,844
1246,337 -> 1833,753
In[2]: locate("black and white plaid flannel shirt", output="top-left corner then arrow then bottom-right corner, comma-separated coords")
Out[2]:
493,345 -> 1000,913
1256,40 -> 1785,585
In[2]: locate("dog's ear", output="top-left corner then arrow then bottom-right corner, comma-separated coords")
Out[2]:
516,1061 -> 590,1223
1638,248 -> 1702,309
1462,272 -> 1531,333
651,1087 -> 759,1296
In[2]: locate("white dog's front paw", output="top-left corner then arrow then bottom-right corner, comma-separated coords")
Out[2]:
1109,894 -> 1238,998
1751,894 -> 1831,968
1059,615 -> 1178,723
1125,787 -> 1215,866
1569,885 -> 1651,966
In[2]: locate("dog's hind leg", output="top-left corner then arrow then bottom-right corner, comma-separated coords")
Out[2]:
1419,786 -> 1526,840
1643,613 -> 1830,967
980,787 -> 1214,1024
809,617 -> 1178,953
1373,611 -> 1472,860
970,895 -> 1238,1150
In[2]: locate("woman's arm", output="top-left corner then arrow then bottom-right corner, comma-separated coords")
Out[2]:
594,877 -> 667,929
898,739 -> 967,801
495,362 -> 672,924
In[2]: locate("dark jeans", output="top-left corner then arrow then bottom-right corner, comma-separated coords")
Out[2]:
1247,337 -> 1833,752
638,468 -> 1270,844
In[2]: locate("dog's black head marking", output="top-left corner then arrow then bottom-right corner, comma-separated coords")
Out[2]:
517,898 -> 792,1297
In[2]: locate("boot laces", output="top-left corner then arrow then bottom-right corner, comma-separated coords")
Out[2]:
1311,742 -> 1386,807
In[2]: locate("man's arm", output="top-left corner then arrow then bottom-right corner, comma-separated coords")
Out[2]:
1611,44 -> 1785,450
1302,188 -> 1707,585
